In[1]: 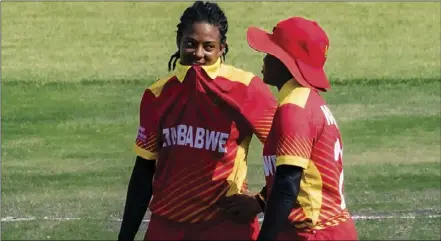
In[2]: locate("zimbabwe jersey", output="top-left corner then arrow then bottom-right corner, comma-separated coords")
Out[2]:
134,58 -> 277,223
262,80 -> 350,230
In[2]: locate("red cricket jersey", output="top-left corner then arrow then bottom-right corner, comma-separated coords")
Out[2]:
134,58 -> 277,223
262,80 -> 350,230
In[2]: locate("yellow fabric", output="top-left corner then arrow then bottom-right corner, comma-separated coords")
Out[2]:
276,155 -> 310,169
217,65 -> 255,86
278,79 -> 311,108
174,58 -> 255,86
148,75 -> 174,97
134,144 -> 157,160
225,136 -> 252,197
174,58 -> 221,82
297,161 -> 323,225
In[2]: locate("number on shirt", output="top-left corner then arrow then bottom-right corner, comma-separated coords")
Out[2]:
338,171 -> 346,210
334,139 -> 346,210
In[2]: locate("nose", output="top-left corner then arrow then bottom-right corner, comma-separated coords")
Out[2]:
194,46 -> 204,59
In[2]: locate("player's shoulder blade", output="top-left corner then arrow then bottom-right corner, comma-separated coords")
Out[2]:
280,87 -> 311,109
217,64 -> 255,86
147,74 -> 176,97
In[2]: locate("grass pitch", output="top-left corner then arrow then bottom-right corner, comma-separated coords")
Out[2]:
2,2 -> 440,240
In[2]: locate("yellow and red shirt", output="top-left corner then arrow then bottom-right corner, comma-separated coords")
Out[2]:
134,58 -> 277,223
262,79 -> 350,230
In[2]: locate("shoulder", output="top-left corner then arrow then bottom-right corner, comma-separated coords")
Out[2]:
280,87 -> 312,109
217,64 -> 257,86
146,74 -> 179,98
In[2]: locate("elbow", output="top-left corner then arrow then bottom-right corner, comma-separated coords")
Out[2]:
273,165 -> 303,200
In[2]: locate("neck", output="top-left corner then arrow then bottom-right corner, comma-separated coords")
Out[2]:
276,78 -> 291,91
277,78 -> 303,91
276,83 -> 284,91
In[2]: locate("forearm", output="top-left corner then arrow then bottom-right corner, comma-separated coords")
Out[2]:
118,156 -> 156,241
257,165 -> 303,241
254,185 -> 267,211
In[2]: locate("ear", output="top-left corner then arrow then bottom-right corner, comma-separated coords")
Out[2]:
219,42 -> 227,57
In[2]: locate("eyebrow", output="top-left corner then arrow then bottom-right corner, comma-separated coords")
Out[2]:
183,36 -> 217,44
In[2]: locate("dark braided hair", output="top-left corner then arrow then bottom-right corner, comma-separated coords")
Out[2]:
168,1 -> 229,71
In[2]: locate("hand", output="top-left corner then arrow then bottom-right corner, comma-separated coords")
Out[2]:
216,191 -> 263,223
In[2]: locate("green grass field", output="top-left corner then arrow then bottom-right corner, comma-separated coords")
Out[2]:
2,2 -> 440,240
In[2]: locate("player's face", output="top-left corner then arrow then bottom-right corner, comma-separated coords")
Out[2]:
261,54 -> 291,88
179,22 -> 225,66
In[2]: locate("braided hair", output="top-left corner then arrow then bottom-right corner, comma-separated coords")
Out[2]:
168,1 -> 229,71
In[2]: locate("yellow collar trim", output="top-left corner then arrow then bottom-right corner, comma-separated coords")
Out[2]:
278,78 -> 302,103
174,58 -> 222,82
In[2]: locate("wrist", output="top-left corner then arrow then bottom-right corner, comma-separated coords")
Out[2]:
254,193 -> 266,212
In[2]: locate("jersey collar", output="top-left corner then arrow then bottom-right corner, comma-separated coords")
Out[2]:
278,78 -> 302,104
174,58 -> 222,82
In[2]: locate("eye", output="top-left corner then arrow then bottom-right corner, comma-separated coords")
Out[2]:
204,45 -> 214,51
184,41 -> 194,48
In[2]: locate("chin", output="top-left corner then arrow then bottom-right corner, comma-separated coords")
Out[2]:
263,80 -> 276,87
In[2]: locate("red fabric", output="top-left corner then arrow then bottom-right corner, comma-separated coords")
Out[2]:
144,214 -> 260,240
246,17 -> 331,91
277,218 -> 359,241
140,65 -> 277,223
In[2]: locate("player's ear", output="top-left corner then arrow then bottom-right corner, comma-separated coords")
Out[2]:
218,42 -> 226,57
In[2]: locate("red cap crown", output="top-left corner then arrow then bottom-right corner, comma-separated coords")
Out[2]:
246,16 -> 332,91
272,17 -> 329,68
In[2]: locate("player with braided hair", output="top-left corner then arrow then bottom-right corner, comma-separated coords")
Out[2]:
118,1 -> 277,240
167,1 -> 229,71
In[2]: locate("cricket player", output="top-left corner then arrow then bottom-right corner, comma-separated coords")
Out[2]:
117,1 -> 277,240
223,17 -> 359,240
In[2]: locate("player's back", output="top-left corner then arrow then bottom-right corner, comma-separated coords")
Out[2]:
289,89 -> 349,229
307,89 -> 348,223
139,60 -> 276,223
262,83 -> 349,230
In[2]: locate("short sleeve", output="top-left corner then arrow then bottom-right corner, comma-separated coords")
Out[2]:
272,104 -> 314,169
134,89 -> 159,160
241,76 -> 278,144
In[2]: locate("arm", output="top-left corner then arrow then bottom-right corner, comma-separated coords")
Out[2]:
258,102 -> 314,240
254,185 -> 267,211
119,89 -> 160,240
243,76 -> 278,145
242,76 -> 278,204
118,156 -> 156,241
257,165 -> 302,241
215,77 -> 277,219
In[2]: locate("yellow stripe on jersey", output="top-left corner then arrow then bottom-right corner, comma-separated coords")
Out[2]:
225,136 -> 252,196
278,79 -> 311,108
217,64 -> 255,86
201,58 -> 221,79
297,161 -> 323,225
276,155 -> 310,169
174,61 -> 192,82
134,144 -> 158,160
173,58 -> 255,86
148,75 -> 175,97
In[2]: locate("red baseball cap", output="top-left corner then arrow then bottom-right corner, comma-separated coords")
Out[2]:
247,17 -> 331,91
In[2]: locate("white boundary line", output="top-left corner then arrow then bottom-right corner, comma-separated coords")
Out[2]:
2,214 -> 441,223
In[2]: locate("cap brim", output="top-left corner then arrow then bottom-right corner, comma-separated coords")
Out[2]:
246,27 -> 313,89
296,60 -> 331,91
246,26 -> 330,91
246,27 -> 275,55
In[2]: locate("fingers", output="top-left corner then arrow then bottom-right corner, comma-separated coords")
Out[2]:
223,204 -> 244,214
217,195 -> 246,207
216,195 -> 260,223
216,198 -> 238,209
